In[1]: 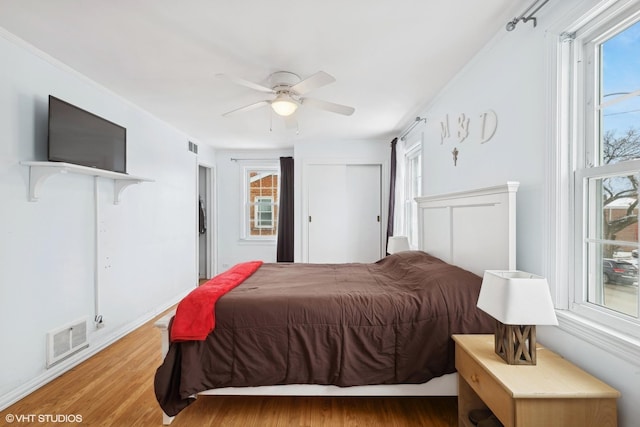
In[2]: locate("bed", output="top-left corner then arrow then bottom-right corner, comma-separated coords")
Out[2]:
154,182 -> 519,425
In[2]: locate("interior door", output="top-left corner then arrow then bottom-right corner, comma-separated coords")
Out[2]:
307,164 -> 381,263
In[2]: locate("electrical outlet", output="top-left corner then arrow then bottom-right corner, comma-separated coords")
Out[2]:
95,315 -> 105,329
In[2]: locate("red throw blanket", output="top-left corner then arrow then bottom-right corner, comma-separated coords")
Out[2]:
170,261 -> 263,342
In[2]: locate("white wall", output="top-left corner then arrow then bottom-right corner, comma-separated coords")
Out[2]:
420,22 -> 547,276
418,1 -> 639,425
0,31 -> 212,408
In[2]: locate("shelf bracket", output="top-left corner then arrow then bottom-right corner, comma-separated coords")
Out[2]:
28,165 -> 67,202
113,180 -> 141,205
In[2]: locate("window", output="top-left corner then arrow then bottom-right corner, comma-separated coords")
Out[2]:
565,3 -> 640,338
254,196 -> 274,229
243,167 -> 279,239
404,142 -> 422,248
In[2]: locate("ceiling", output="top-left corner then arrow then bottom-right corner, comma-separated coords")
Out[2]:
0,0 -> 523,149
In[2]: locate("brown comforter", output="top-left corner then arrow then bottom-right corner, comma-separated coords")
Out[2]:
155,251 -> 494,416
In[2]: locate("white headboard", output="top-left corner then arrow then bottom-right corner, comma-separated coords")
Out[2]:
416,182 -> 518,276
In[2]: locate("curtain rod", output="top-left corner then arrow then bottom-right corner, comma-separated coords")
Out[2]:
400,117 -> 427,141
230,158 -> 280,162
505,0 -> 550,31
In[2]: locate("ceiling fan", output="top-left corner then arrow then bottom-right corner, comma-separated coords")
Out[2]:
217,71 -> 355,121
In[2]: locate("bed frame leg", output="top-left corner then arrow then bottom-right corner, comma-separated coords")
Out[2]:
162,412 -> 175,425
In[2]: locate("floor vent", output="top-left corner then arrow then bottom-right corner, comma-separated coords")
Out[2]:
46,318 -> 89,368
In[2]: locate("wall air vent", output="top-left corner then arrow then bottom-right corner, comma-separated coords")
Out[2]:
188,141 -> 198,154
46,318 -> 89,368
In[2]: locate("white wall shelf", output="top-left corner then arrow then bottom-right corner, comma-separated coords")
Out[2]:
21,161 -> 153,204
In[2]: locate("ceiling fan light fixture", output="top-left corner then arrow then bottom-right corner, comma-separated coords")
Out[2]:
271,93 -> 299,116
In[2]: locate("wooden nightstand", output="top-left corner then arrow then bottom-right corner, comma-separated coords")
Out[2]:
453,334 -> 620,427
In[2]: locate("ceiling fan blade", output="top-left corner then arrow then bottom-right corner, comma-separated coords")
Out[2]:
290,71 -> 335,95
302,97 -> 355,116
216,73 -> 274,94
222,100 -> 270,116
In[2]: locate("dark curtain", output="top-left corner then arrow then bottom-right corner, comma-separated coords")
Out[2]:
277,156 -> 294,262
386,138 -> 398,254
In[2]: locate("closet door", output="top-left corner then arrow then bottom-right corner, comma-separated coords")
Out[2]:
346,164 -> 381,263
308,165 -> 348,263
307,164 -> 381,263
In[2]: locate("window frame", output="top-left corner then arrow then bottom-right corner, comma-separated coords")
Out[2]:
552,0 -> 640,362
241,165 -> 280,241
254,196 -> 275,229
403,140 -> 423,249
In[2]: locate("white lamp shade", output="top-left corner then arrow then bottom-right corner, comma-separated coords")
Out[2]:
271,94 -> 299,116
477,270 -> 558,325
387,236 -> 411,254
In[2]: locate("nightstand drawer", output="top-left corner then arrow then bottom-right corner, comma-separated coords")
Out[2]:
456,345 -> 513,426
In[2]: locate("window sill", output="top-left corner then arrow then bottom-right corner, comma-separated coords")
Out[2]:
238,239 -> 276,246
555,309 -> 640,367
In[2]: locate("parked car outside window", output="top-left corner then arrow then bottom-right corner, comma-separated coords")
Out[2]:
603,259 -> 639,286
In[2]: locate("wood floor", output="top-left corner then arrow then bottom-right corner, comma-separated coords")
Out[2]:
1,308 -> 458,426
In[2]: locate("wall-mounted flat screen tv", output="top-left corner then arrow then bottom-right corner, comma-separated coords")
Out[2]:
48,95 -> 127,174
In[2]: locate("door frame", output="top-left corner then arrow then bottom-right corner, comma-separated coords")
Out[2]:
197,163 -> 216,280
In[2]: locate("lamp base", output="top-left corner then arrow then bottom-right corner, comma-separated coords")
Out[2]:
494,321 -> 537,365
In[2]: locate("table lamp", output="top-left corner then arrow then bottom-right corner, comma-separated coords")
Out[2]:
477,270 -> 558,365
387,236 -> 411,254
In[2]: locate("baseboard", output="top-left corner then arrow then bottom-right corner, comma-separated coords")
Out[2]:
0,291 -> 189,411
